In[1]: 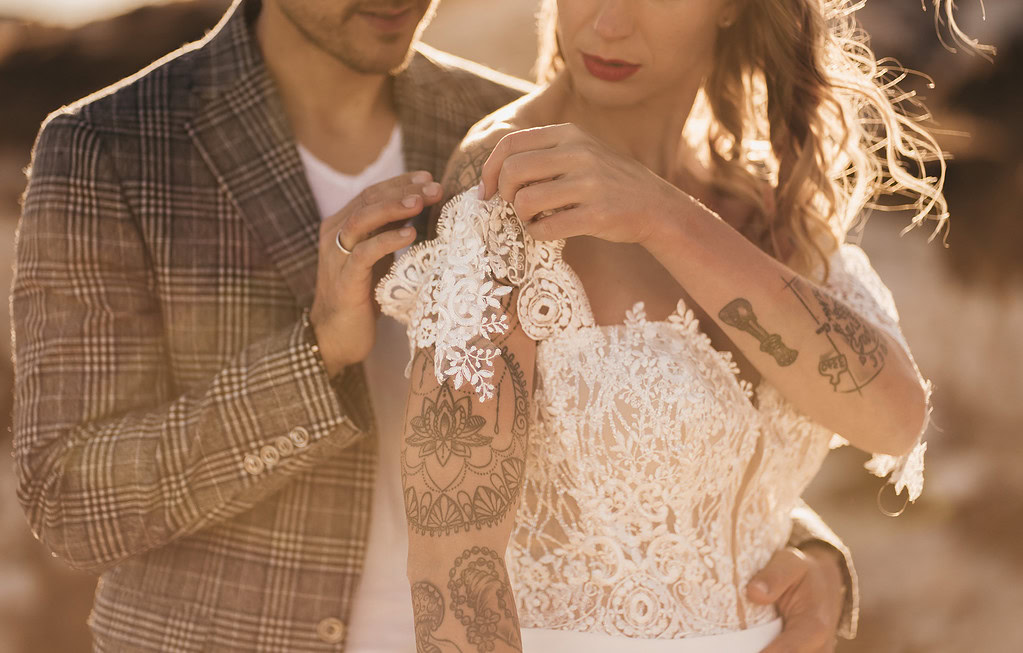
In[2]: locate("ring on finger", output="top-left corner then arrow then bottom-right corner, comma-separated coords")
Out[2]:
335,228 -> 354,256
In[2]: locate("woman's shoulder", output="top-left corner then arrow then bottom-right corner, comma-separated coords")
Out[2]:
441,88 -> 559,197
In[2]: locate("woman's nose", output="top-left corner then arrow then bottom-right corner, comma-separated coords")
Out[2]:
593,0 -> 635,41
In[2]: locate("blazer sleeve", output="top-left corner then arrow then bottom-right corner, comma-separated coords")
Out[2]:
11,112 -> 361,573
787,500 -> 860,639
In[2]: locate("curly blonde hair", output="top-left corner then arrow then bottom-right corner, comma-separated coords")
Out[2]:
535,0 -> 994,281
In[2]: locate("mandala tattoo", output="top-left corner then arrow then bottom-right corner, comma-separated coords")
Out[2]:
409,385 -> 492,467
718,297 -> 799,366
448,547 -> 522,652
782,275 -> 887,393
402,318 -> 529,537
412,581 -> 464,653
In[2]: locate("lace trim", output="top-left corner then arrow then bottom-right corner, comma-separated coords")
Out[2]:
375,191 -> 515,400
376,189 -> 596,400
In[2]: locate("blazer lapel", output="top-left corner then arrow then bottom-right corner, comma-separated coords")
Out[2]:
393,52 -> 463,243
185,0 -> 321,309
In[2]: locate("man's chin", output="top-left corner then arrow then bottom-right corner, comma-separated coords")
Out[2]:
327,39 -> 418,76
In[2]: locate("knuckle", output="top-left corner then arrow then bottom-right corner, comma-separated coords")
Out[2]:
359,187 -> 379,206
349,241 -> 373,264
514,187 -> 537,217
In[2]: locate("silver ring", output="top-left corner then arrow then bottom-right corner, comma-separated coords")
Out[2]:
335,228 -> 353,256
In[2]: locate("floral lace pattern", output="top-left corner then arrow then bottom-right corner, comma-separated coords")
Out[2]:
377,189 -> 929,637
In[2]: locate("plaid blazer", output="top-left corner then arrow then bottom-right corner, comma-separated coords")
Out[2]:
11,0 -> 858,650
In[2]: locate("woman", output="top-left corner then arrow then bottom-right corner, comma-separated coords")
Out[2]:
376,0 -> 958,650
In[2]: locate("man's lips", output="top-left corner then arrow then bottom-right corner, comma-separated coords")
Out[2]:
582,53 -> 641,82
357,6 -> 413,32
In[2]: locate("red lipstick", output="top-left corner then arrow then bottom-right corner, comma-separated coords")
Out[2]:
582,53 -> 641,82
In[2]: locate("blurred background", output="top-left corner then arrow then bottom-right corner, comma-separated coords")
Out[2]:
0,0 -> 1021,651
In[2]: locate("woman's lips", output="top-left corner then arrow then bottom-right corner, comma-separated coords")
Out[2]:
358,7 -> 413,32
582,53 -> 641,82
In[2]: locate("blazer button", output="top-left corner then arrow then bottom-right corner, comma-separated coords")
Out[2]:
288,426 -> 310,448
273,435 -> 295,457
316,617 -> 345,644
243,454 -> 264,475
259,445 -> 281,467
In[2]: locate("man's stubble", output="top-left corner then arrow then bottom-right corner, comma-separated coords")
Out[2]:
275,0 -> 441,76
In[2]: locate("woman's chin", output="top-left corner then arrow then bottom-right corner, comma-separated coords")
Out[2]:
570,75 -> 651,110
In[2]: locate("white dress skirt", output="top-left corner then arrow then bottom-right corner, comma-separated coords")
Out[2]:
521,618 -> 783,652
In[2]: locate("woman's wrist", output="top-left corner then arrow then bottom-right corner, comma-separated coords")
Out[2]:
641,186 -> 698,260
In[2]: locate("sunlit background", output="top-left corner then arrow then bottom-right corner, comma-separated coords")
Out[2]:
1,1 -> 1021,652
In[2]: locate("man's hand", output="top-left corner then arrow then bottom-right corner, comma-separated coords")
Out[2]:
746,544 -> 846,653
309,170 -> 443,377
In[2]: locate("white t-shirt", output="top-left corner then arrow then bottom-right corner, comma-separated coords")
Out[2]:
297,126 -> 415,651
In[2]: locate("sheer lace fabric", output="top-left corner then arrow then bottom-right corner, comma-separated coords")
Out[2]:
376,189 -> 929,638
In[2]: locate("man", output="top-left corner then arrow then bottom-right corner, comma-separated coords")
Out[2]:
11,0 -> 857,650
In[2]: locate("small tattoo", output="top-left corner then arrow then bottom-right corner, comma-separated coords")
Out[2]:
408,385 -> 492,467
782,276 -> 887,393
448,547 -> 522,652
719,298 -> 799,366
412,581 -> 464,653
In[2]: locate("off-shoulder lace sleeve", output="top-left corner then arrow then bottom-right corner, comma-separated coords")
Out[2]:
374,188 -> 526,402
821,243 -> 931,501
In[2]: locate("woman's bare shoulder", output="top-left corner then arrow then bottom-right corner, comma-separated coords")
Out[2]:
440,91 -> 552,197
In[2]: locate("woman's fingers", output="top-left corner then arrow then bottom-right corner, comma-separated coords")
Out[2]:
522,206 -> 590,241
480,124 -> 577,200
497,147 -> 581,205
512,177 -> 579,223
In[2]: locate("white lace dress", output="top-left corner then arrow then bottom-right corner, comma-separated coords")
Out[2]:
376,190 -> 929,650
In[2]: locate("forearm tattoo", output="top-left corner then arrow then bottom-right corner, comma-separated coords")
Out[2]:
448,546 -> 522,652
412,581 -> 464,653
448,146 -> 491,198
410,547 -> 522,653
782,275 -> 887,393
718,297 -> 799,366
402,295 -> 529,537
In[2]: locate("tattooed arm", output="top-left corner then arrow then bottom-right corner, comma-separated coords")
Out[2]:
403,286 -> 535,653
407,130 -> 537,652
647,222 -> 927,457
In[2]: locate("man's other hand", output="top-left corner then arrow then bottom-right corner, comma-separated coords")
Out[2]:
747,544 -> 846,653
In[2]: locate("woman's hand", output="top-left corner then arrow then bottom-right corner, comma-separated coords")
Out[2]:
478,123 -> 695,247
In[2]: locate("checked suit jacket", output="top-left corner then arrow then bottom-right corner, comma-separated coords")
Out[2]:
10,0 -> 859,650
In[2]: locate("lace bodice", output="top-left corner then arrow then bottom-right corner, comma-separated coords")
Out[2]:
376,189 -> 929,638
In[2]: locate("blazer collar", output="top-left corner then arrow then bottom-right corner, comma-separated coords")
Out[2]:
185,0 -> 450,308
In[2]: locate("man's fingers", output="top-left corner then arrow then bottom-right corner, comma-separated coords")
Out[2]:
747,547 -> 810,604
358,170 -> 433,206
333,192 -> 430,250
336,227 -> 416,289
480,124 -> 572,200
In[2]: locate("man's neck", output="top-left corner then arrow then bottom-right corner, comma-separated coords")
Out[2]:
255,1 -> 399,174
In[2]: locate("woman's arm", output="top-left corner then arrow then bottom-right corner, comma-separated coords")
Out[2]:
479,124 -> 928,457
643,202 -> 927,456
401,137 -> 536,653
403,291 -> 534,653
